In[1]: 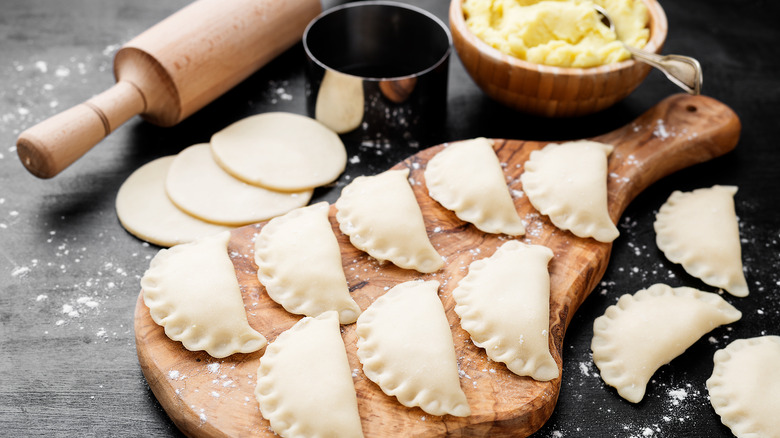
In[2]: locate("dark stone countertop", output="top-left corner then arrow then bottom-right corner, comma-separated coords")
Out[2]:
1,0 -> 778,436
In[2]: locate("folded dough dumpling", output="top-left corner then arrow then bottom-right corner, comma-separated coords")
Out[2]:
591,284 -> 742,403
255,311 -> 364,438
654,185 -> 749,297
452,240 -> 558,381
335,169 -> 443,273
706,336 -> 780,438
521,140 -> 618,242
424,137 -> 525,236
140,231 -> 267,358
356,280 -> 471,417
254,202 -> 361,324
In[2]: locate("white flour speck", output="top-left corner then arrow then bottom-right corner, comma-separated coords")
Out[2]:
102,44 -> 120,56
578,361 -> 591,377
62,304 -> 79,318
77,296 -> 99,308
668,387 -> 688,406
653,119 -> 670,140
11,266 -> 31,277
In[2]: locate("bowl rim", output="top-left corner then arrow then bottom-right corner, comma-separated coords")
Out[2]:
449,0 -> 668,77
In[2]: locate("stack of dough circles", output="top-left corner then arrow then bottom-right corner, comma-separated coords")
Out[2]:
115,156 -> 232,247
211,112 -> 348,191
116,112 -> 348,246
165,144 -> 313,227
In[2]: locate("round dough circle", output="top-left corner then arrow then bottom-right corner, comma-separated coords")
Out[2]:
115,156 -> 231,247
210,112 -> 347,191
165,144 -> 312,226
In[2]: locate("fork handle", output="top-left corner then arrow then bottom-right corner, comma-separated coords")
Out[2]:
627,46 -> 703,95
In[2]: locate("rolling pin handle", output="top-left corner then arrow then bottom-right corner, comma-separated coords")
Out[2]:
16,81 -> 146,178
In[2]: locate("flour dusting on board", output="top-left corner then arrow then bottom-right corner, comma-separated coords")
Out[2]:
162,359 -> 261,420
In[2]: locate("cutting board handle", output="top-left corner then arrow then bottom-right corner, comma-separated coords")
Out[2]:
597,93 -> 741,219
16,81 -> 145,178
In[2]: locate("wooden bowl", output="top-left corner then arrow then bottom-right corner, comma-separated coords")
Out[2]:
449,0 -> 668,117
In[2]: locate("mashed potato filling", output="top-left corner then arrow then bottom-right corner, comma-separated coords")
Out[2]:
463,0 -> 649,68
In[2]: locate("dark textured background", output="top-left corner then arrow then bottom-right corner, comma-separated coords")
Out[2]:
1,0 -> 778,436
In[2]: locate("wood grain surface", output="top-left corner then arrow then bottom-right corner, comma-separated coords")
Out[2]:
134,94 -> 740,437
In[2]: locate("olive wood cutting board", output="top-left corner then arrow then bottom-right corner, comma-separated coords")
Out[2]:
134,94 -> 740,437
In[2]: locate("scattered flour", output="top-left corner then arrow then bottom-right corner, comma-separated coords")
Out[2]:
668,387 -> 688,406
263,79 -> 294,104
11,266 -> 31,277
102,44 -> 120,57
653,119 -> 670,140
54,66 -> 70,78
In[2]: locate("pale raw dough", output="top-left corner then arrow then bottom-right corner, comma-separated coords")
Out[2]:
140,231 -> 267,358
654,185 -> 748,297
706,336 -> 780,438
211,112 -> 347,191
452,240 -> 558,381
255,311 -> 364,438
424,138 -> 526,236
591,283 -> 741,403
315,70 -> 364,134
165,143 -> 312,226
521,140 -> 619,242
254,202 -> 361,324
356,280 -> 471,417
335,168 -> 443,273
115,156 -> 231,247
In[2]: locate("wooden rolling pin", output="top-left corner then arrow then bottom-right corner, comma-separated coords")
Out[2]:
16,0 -> 322,178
